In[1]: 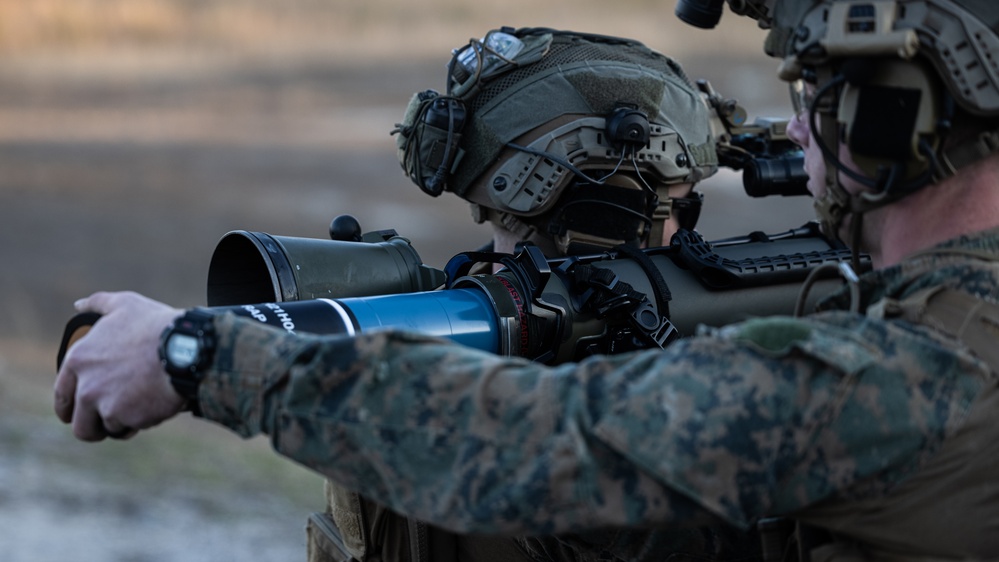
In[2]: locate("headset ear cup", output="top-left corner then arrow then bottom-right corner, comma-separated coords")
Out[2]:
838,59 -> 940,180
605,107 -> 650,148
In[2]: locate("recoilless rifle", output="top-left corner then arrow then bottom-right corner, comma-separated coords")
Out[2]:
58,91 -> 865,369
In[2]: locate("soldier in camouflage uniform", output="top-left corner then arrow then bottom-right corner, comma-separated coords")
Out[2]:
312,27 -> 763,562
56,1 -> 999,560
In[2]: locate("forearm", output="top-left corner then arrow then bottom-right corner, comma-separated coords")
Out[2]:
194,309 -> 983,536
196,313 -> 719,535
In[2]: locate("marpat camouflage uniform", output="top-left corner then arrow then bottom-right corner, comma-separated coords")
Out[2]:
197,227 -> 999,559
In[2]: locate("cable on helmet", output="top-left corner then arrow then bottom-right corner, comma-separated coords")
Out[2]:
394,27 -> 719,253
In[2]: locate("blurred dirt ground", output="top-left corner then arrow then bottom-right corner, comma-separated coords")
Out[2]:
0,2 -> 814,560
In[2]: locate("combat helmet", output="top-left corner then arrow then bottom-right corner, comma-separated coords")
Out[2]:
677,0 -> 999,242
393,27 -> 718,254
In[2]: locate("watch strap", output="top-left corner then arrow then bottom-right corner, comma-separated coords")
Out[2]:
160,307 -> 217,415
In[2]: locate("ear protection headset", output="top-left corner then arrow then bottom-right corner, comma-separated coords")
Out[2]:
795,54 -> 953,247
784,1 -> 998,202
837,57 -> 947,190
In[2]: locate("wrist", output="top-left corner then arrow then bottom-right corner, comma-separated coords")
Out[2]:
159,307 -> 217,415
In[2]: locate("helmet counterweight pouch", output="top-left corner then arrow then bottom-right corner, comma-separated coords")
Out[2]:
395,90 -> 467,197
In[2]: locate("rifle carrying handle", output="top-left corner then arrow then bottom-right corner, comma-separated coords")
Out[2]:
56,312 -> 102,371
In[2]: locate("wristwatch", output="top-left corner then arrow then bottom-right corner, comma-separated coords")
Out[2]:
159,307 -> 217,413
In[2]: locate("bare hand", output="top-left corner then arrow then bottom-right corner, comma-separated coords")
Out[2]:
54,291 -> 186,441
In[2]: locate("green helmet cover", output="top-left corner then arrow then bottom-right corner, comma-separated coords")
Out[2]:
395,27 -> 718,203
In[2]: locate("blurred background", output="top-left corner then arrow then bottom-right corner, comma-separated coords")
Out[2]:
0,1 -> 812,560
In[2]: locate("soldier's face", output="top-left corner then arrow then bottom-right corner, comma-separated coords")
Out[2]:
785,110 -> 827,200
786,86 -> 875,245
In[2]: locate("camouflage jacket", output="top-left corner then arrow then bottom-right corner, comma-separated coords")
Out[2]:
196,228 -> 999,555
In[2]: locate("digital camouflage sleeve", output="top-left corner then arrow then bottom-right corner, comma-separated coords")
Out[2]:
195,232 -> 998,537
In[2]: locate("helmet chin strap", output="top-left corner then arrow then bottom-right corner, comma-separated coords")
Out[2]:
808,70 -> 925,265
812,104 -> 892,271
810,69 -> 855,245
813,157 -> 875,271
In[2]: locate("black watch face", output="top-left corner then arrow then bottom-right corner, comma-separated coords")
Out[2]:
165,333 -> 200,369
